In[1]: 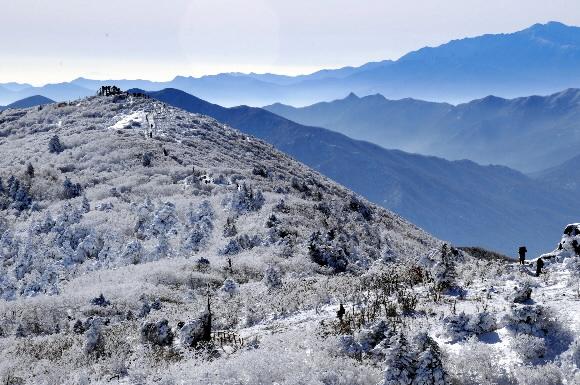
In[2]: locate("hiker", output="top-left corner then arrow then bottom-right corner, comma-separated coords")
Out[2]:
518,246 -> 527,265
536,257 -> 544,277
337,303 -> 345,322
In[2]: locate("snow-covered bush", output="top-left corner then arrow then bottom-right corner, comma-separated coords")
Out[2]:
511,363 -> 564,385
443,311 -> 497,341
62,178 -> 83,199
226,184 -> 265,213
512,282 -> 533,303
221,277 -> 239,296
337,320 -> 395,362
121,240 -> 144,265
220,234 -> 261,255
263,264 -> 283,289
349,195 -> 373,221
84,319 -> 104,355
179,312 -> 211,348
504,305 -> 554,336
510,333 -> 547,362
142,152 -> 153,167
448,337 -> 509,385
141,319 -> 174,346
570,338 -> 580,369
181,200 -> 214,253
308,231 -> 350,272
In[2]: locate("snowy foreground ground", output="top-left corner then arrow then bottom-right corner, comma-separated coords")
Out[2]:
0,95 -> 578,384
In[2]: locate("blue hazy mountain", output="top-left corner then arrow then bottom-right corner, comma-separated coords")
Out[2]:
533,153 -> 580,195
2,22 -> 580,107
265,88 -> 580,173
0,95 -> 55,111
131,88 -> 576,257
0,83 -> 92,105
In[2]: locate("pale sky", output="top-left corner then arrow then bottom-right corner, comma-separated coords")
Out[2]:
2,0 -> 580,85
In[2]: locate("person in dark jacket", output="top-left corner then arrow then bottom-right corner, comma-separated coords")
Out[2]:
518,246 -> 527,265
536,257 -> 544,277
337,303 -> 345,322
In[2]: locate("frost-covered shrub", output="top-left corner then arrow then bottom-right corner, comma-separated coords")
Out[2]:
182,201 -> 214,253
511,364 -> 563,385
512,282 -> 533,303
510,333 -> 546,361
263,264 -> 282,289
179,312 -> 211,348
570,339 -> 580,369
141,319 -> 174,346
121,240 -> 143,265
443,311 -> 497,341
226,184 -> 265,213
148,202 -> 179,237
134,200 -> 179,240
221,278 -> 239,296
504,305 -> 554,336
432,244 -> 458,291
84,319 -> 104,355
337,320 -> 394,360
0,176 -> 33,211
349,196 -> 373,221
142,152 -> 153,167
62,178 -> 83,199
90,294 -> 111,307
448,337 -> 509,385
223,217 -> 237,237
308,231 -> 349,272
196,257 -> 210,271
220,234 -> 261,255
357,320 -> 393,354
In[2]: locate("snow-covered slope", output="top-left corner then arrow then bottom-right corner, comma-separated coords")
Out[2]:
0,95 -> 578,385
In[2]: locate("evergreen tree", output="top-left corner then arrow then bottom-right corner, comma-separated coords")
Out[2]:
412,334 -> 449,385
48,135 -> 64,154
142,152 -> 153,167
62,178 -> 82,199
81,195 -> 90,213
383,333 -> 416,385
26,163 -> 34,179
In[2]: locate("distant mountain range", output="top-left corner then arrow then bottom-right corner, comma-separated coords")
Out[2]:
266,88 -> 580,173
0,95 -> 54,111
533,153 -> 580,195
128,88 -> 577,257
3,22 -> 580,107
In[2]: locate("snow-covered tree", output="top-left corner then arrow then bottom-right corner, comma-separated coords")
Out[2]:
263,264 -> 283,289
383,333 -> 416,385
412,334 -> 449,385
48,135 -> 64,154
62,178 -> 82,199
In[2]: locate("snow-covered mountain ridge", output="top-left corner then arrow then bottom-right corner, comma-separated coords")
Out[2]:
0,95 -> 578,384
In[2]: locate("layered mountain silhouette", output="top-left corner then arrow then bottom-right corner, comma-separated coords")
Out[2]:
266,88 -> 580,173
129,88 -> 576,257
2,22 -> 580,106
0,95 -> 54,111
533,154 -> 580,195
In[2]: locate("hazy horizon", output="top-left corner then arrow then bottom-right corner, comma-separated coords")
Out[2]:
2,0 -> 580,85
